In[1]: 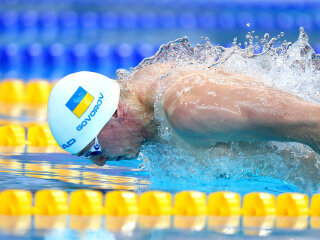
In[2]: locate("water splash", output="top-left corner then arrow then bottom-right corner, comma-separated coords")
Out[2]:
130,28 -> 320,192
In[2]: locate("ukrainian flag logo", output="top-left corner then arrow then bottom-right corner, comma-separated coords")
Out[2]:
66,86 -> 94,118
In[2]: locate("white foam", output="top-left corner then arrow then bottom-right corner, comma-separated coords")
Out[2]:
129,29 -> 320,192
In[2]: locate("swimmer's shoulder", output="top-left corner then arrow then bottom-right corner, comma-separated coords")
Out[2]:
206,67 -> 265,86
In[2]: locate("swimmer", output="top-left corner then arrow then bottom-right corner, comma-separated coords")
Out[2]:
48,64 -> 320,166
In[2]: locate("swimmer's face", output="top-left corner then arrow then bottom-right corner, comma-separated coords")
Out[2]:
77,109 -> 142,166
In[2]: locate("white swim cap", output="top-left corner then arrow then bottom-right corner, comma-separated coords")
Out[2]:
48,71 -> 120,154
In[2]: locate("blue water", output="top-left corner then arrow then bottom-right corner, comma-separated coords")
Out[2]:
1,0 -> 320,239
1,0 -> 320,80
1,151 -> 319,240
0,151 -> 300,195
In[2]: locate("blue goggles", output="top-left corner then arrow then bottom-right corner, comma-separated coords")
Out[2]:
86,136 -> 102,158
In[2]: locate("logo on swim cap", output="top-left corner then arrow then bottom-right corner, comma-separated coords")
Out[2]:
66,86 -> 94,118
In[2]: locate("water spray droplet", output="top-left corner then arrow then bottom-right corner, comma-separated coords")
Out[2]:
233,37 -> 238,46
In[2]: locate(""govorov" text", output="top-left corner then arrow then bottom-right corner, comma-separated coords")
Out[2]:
76,93 -> 104,131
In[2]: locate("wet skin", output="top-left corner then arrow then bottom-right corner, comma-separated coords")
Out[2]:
77,108 -> 144,166
78,64 -> 320,165
162,69 -> 320,152
129,64 -> 320,153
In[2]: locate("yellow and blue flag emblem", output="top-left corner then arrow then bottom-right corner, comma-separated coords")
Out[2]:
66,86 -> 94,118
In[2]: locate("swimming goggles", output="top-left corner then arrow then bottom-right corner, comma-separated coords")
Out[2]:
85,136 -> 102,159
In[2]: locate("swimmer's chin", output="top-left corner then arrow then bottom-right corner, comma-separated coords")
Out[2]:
95,161 -> 106,166
113,153 -> 139,162
93,154 -> 139,166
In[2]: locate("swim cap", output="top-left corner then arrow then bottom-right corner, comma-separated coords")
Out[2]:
48,71 -> 120,154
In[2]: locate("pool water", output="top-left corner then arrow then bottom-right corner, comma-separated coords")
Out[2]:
0,150 -> 319,240
1,1 -> 320,238
0,152 -> 301,194
1,30 -> 320,237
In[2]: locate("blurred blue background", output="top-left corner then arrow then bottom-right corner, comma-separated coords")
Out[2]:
1,0 -> 320,79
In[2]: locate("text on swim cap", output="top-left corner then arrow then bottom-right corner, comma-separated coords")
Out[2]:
62,138 -> 76,149
76,93 -> 104,132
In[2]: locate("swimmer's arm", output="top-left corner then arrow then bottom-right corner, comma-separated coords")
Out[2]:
163,73 -> 320,152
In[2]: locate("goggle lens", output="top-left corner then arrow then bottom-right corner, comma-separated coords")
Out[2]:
86,137 -> 102,158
